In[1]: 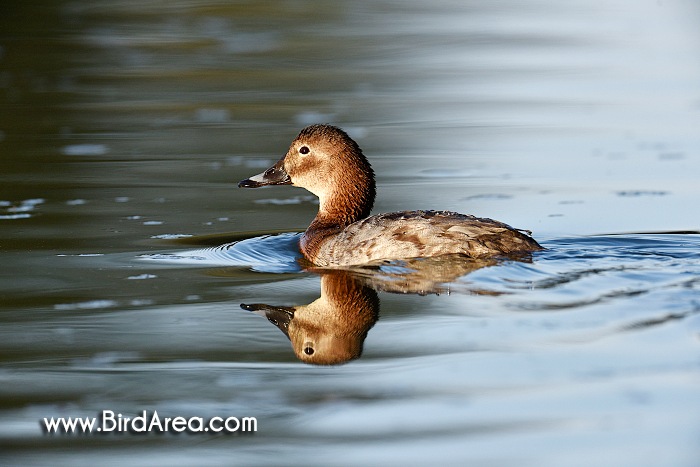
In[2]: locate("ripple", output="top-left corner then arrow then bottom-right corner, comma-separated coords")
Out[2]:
616,190 -> 669,197
461,234 -> 700,305
61,143 -> 108,156
461,193 -> 513,201
53,299 -> 118,311
0,198 -> 45,220
127,274 -> 157,280
0,213 -> 32,220
254,195 -> 318,205
139,232 -> 303,273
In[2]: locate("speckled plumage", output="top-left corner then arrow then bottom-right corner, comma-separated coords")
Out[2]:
312,210 -> 541,267
239,124 -> 543,267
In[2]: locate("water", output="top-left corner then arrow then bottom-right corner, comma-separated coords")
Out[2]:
2,0 -> 700,465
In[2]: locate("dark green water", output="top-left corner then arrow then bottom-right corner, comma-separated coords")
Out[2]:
1,1 -> 699,465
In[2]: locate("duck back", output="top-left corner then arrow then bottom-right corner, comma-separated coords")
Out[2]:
310,210 -> 542,267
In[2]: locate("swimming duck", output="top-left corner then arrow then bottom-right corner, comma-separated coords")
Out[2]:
238,124 -> 542,267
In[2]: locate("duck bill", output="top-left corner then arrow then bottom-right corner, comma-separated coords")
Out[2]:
238,158 -> 291,188
240,303 -> 295,339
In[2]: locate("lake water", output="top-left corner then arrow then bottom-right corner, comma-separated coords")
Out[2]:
1,0 -> 700,465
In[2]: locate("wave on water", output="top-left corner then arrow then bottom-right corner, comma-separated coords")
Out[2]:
139,232 -> 303,273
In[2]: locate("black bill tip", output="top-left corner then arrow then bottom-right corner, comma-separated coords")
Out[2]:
238,178 -> 263,188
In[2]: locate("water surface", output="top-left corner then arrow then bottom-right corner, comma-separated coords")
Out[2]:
1,0 -> 700,465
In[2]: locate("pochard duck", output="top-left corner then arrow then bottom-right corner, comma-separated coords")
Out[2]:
238,124 -> 542,267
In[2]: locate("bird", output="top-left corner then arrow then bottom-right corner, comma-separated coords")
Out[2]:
238,124 -> 542,267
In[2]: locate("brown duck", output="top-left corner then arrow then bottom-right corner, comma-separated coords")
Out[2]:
239,124 -> 542,267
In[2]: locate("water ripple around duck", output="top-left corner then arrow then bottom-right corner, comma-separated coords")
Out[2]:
139,232 -> 303,273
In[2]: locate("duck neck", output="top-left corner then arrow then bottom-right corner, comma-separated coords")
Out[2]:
301,176 -> 375,260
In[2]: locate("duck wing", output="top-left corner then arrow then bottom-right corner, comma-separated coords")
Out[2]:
315,210 -> 542,267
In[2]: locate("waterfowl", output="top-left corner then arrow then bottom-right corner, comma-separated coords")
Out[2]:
238,124 -> 542,267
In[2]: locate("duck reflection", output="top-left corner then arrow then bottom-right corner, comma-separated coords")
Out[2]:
241,254 -> 509,365
242,270 -> 379,365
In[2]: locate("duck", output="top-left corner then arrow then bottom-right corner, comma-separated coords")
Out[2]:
238,124 -> 542,267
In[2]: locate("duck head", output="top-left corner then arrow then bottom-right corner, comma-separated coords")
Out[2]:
238,124 -> 376,225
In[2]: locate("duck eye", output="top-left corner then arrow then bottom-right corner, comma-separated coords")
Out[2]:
303,346 -> 314,355
299,146 -> 310,155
